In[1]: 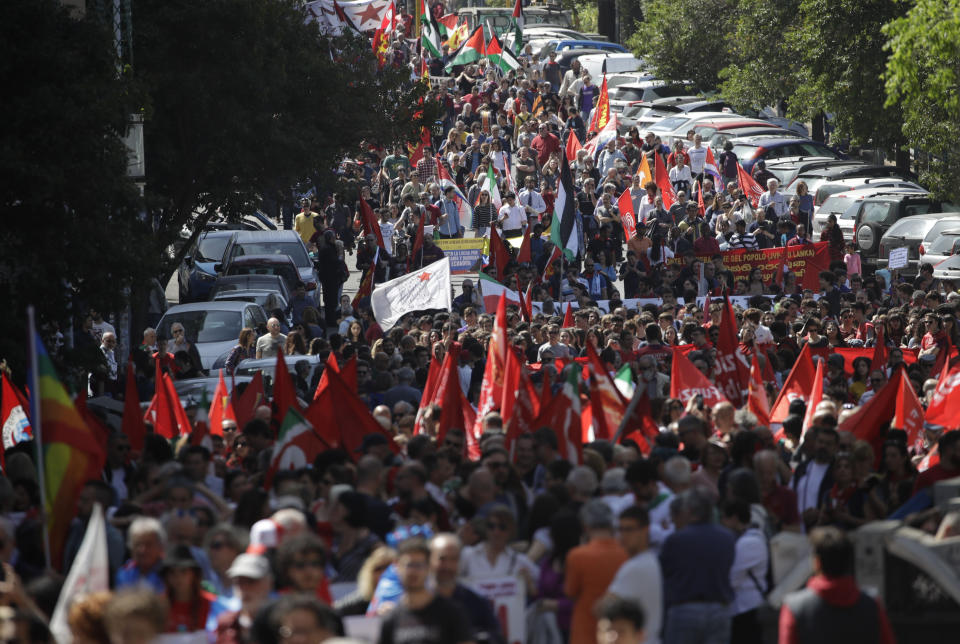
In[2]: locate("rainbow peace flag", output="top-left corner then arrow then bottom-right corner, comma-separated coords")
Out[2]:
31,337 -> 106,569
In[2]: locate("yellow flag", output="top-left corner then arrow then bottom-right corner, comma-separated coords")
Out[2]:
637,154 -> 652,186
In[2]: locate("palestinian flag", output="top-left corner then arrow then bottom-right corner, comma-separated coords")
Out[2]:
511,0 -> 524,54
420,0 -> 442,58
550,150 -> 579,260
486,32 -> 520,74
437,13 -> 458,38
445,26 -> 484,71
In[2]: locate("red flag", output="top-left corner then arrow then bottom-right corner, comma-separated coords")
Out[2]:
535,367 -> 582,464
747,352 -> 771,429
565,130 -> 582,163
504,348 -> 538,457
769,343 -> 815,424
893,372 -> 925,449
305,367 -> 399,460
413,347 -> 443,436
473,294 -> 509,438
588,76 -> 610,133
407,127 -> 432,169
233,370 -> 264,429
617,189 -> 638,240
585,344 -> 626,441
925,362 -> 960,428
670,349 -> 727,408
515,275 -> 531,322
931,334 -> 958,377
737,162 -> 764,208
772,244 -> 789,288
801,357 -> 825,437
313,352 -> 339,402
208,369 -> 235,438
562,302 -> 574,329
839,368 -> 904,466
918,443 -> 941,473
120,360 -> 146,451
353,255 -> 377,309
488,223 -> 509,279
1,372 -> 33,467
435,345 -> 479,458
271,352 -> 300,434
409,207 -> 426,270
341,355 -> 358,391
654,152 -> 676,210
696,180 -> 705,216
144,364 -> 191,438
713,297 -> 750,406
265,408 -> 331,490
541,245 -> 562,286
358,198 -> 385,249
517,224 -> 532,263
539,367 -> 554,412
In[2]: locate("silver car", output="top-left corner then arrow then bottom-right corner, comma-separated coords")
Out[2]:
157,301 -> 268,370
919,222 -> 960,269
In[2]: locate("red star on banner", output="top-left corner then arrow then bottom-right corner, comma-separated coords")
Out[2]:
355,1 -> 384,28
418,272 -> 431,282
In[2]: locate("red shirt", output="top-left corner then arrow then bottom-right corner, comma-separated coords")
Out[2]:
531,133 -> 560,166
913,463 -> 959,495
167,591 -> 215,633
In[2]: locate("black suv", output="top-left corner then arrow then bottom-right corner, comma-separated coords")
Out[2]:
850,195 -> 958,266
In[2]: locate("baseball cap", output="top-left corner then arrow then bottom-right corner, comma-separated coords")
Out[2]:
227,553 -> 271,580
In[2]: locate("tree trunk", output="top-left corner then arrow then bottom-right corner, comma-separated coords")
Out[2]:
811,112 -> 825,143
598,0 -> 616,42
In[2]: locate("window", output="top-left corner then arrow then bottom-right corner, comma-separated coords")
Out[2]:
861,202 -> 895,224
196,235 -> 230,262
159,310 -> 242,344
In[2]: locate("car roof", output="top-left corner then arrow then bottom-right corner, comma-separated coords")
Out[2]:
703,120 -> 774,130
228,254 -> 298,265
733,136 -> 814,146
214,274 -> 287,285
212,289 -> 287,300
229,230 -> 302,243
199,228 -> 243,239
843,186 -> 929,199
554,40 -> 626,50
164,301 -> 255,313
556,48 -> 607,61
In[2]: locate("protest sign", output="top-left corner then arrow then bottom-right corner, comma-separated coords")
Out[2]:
436,237 -> 489,273
469,576 -> 526,644
669,242 -> 831,290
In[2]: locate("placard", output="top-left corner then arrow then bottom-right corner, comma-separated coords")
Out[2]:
468,576 -> 526,644
436,238 -> 489,273
888,246 -> 908,270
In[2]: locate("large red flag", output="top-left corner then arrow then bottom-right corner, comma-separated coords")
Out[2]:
585,344 -> 626,441
713,297 -> 750,406
924,362 -> 960,428
535,366 -> 583,464
313,352 -> 340,402
801,357 -> 825,437
769,343 -> 815,424
565,130 -> 582,162
737,162 -> 764,208
870,326 -> 888,374
747,352 -> 771,429
473,294 -> 509,437
270,353 -> 300,436
588,76 -> 610,133
696,180 -> 705,216
340,355 -> 358,391
120,360 -> 146,451
670,349 -> 727,408
358,198 -> 385,249
208,369 -> 235,438
488,223 -> 509,279
517,225 -> 532,263
617,189 -> 637,240
233,370 -> 264,429
654,152 -> 676,210
413,346 -> 443,436
893,372 -> 925,449
504,347 -> 538,457
434,345 -> 478,457
353,258 -> 377,309
144,367 -> 191,438
540,245 -> 562,286
839,368 -> 904,467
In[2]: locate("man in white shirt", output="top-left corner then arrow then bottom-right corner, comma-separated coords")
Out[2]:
793,426 -> 839,529
559,59 -> 584,97
497,192 -> 526,237
605,505 -> 663,644
687,133 -> 708,186
758,178 -> 787,219
518,177 -> 547,225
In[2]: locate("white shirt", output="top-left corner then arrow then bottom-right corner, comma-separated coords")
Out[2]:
647,482 -> 675,552
518,188 -> 547,216
797,460 -> 829,517
498,203 -> 526,231
459,544 -> 537,581
607,551 -> 663,644
687,145 -> 707,174
729,527 -> 768,616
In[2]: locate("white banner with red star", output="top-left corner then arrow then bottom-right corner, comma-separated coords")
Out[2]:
305,0 -> 392,33
371,257 -> 452,329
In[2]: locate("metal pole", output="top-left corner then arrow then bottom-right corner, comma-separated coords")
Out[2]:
27,306 -> 53,571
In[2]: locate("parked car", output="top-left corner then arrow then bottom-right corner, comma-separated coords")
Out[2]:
177,230 -> 237,303
813,187 -> 930,237
577,52 -> 644,87
218,230 -> 321,305
208,274 -> 292,304
212,290 -> 290,319
552,40 -> 627,54
157,301 -> 268,370
220,255 -> 303,293
617,98 -> 733,131
555,48 -> 609,74
931,253 -> 960,281
608,81 -> 701,112
707,127 -> 793,153
233,355 -> 326,403
876,214 -> 960,275
851,195 -> 959,266
810,176 -> 923,207
644,112 -> 743,147
729,136 -> 845,173
917,218 -> 960,268
173,374 -> 252,406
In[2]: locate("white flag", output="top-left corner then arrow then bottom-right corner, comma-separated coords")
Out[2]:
50,503 -> 110,644
371,257 -> 452,329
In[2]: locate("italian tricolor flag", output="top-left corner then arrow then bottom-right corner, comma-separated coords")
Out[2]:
478,272 -> 522,313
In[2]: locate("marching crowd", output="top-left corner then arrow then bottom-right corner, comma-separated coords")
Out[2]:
4,12 -> 960,644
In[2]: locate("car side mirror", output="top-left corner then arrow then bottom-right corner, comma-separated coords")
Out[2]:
214,263 -> 223,273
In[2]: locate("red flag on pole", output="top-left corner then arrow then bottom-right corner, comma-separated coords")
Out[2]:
713,297 -> 751,406
517,224 -> 532,263
654,152 -> 676,210
473,293 -> 509,438
737,162 -> 764,209
562,302 -> 574,329
747,352 -> 771,428
565,130 -> 583,163
769,343 -> 815,424
801,357 -> 825,437
588,76 -> 610,134
925,362 -> 960,428
488,224 -> 509,279
120,361 -> 146,451
208,369 -> 235,438
233,370 -> 264,429
617,189 -> 638,239
670,349 -> 727,408
893,371 -> 925,449
358,198 -> 385,249
270,352 -> 300,436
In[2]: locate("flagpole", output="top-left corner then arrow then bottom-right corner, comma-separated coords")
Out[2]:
27,305 -> 53,570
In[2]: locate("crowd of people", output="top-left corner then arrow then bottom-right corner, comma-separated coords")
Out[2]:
4,10 -> 960,644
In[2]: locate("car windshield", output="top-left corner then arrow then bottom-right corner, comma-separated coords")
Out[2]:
819,195 -> 855,215
215,292 -> 286,309
232,241 -> 310,267
621,104 -> 650,119
226,262 -> 300,286
651,84 -> 696,99
650,115 -> 692,132
731,144 -> 758,159
928,232 -> 960,254
197,235 -> 230,262
884,218 -> 935,239
159,310 -> 241,343
615,88 -> 646,102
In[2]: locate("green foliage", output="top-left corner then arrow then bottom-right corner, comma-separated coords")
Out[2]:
884,0 -> 960,200
718,0 -> 800,112
132,0 -> 432,276
627,0 -> 736,91
574,1 -> 598,33
0,0 -> 154,374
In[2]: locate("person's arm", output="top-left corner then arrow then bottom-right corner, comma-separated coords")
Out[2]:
562,551 -> 581,600
778,603 -> 799,644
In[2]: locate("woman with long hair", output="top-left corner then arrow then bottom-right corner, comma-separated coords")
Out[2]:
225,327 -> 256,376
284,330 -> 307,356
824,320 -> 847,349
867,440 -> 916,518
161,545 -> 216,635
473,189 -> 496,238
848,356 -> 871,403
335,546 -> 396,616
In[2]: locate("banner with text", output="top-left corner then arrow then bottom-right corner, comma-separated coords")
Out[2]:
437,238 -> 489,274
669,242 -> 831,290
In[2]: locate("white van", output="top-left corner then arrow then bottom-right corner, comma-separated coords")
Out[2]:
577,53 -> 644,84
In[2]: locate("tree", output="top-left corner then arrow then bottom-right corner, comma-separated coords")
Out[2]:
884,0 -> 960,200
787,0 -> 908,164
718,0 -> 801,115
132,0 -> 432,278
627,0 -> 736,91
0,0 -> 155,375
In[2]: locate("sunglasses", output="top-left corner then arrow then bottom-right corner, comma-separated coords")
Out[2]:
486,521 -> 510,532
209,541 -> 229,550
